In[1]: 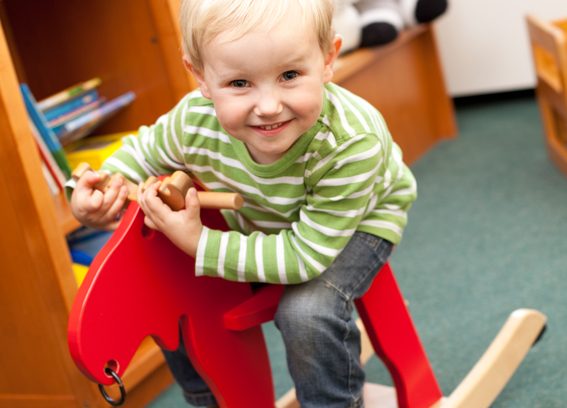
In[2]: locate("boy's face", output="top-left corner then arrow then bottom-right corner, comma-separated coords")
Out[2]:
190,10 -> 341,164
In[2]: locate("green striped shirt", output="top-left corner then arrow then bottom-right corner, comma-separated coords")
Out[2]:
102,83 -> 417,283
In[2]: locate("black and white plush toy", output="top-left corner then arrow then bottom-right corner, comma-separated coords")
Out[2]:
333,0 -> 448,53
332,0 -> 363,53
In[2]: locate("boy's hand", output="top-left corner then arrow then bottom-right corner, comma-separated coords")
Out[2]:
70,171 -> 129,229
137,181 -> 203,257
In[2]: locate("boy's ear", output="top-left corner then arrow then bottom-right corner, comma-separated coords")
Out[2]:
323,35 -> 342,83
183,57 -> 211,98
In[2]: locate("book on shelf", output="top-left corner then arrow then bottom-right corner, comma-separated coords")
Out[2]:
50,97 -> 105,135
65,131 -> 133,170
29,120 -> 67,191
21,79 -> 136,180
35,77 -> 136,146
37,77 -> 102,113
57,91 -> 136,146
40,160 -> 61,195
72,263 -> 89,286
44,89 -> 101,124
20,83 -> 72,179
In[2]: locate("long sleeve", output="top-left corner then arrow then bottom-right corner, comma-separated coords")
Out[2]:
195,133 -> 384,283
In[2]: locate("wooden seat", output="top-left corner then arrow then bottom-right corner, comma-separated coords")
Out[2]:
68,202 -> 546,407
526,15 -> 567,176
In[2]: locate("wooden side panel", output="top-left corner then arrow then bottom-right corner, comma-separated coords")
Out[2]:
0,15 -> 173,408
0,17 -> 95,405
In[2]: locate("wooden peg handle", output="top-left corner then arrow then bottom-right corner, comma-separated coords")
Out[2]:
157,172 -> 194,211
72,163 -> 244,210
198,192 -> 244,210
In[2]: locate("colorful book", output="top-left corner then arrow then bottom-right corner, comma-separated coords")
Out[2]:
43,89 -> 100,123
20,84 -> 72,178
29,120 -> 67,190
72,263 -> 89,286
58,91 -> 135,146
50,97 -> 105,135
40,160 -> 61,195
65,131 -> 132,170
37,77 -> 102,112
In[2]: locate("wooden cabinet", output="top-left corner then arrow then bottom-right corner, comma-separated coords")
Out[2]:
0,1 -> 191,407
0,0 -> 455,406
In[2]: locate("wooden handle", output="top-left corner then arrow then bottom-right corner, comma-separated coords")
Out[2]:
72,163 -> 244,210
198,192 -> 244,210
157,172 -> 195,211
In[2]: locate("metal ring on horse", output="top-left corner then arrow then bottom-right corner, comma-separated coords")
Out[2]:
97,367 -> 126,406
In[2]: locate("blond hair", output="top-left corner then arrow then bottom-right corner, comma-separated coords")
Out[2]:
179,0 -> 335,72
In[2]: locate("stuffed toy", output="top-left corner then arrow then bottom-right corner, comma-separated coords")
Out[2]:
333,0 -> 448,53
333,0 -> 363,54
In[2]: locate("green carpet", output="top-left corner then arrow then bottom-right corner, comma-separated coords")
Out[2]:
149,93 -> 567,407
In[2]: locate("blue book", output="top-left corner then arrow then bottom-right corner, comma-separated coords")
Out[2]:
50,97 -> 105,136
20,84 -> 72,178
43,89 -> 100,122
37,77 -> 101,112
58,91 -> 136,146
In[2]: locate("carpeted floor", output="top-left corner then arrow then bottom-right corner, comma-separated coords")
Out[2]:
149,92 -> 567,407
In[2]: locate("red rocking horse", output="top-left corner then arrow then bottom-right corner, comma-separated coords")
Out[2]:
67,169 -> 547,407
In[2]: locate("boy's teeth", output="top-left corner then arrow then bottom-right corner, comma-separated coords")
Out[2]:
261,123 -> 281,130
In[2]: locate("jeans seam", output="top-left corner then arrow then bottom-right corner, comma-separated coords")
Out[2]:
341,299 -> 356,400
321,277 -> 349,300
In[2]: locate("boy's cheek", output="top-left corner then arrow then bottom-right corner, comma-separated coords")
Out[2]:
215,102 -> 246,126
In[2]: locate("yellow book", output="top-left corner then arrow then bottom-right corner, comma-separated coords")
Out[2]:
65,131 -> 135,170
72,263 -> 89,286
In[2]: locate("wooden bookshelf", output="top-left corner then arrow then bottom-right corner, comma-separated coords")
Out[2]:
0,1 -> 190,407
0,0 -> 455,406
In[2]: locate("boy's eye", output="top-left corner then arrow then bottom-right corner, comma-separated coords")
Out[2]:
282,70 -> 299,81
230,79 -> 249,88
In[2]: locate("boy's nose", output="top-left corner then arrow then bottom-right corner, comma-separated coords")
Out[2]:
253,88 -> 283,117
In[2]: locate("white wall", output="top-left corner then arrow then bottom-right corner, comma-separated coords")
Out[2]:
434,0 -> 567,96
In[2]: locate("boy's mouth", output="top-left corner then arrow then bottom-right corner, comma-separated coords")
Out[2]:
259,123 -> 285,130
252,120 -> 292,135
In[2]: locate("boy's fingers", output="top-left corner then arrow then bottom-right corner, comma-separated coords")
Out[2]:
144,215 -> 158,230
138,181 -> 169,226
106,185 -> 129,218
184,188 -> 201,218
86,190 -> 104,210
100,177 -> 124,211
139,179 -> 160,202
76,171 -> 100,190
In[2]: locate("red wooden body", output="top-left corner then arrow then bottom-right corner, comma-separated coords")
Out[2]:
68,202 -> 443,407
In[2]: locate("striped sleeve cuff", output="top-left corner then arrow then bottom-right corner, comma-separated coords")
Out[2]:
194,226 -> 210,277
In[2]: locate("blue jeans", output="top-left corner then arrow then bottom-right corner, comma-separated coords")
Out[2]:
162,232 -> 393,408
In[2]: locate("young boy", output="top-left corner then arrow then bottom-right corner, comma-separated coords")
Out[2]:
71,0 -> 417,406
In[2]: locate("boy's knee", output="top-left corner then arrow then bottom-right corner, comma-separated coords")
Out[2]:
274,282 -> 345,342
276,287 -> 318,327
